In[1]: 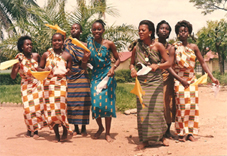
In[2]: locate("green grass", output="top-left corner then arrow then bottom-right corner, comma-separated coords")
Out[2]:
0,85 -> 21,103
116,83 -> 136,112
0,83 -> 137,111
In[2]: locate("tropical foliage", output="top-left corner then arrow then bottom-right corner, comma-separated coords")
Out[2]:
189,0 -> 227,15
196,19 -> 227,74
0,0 -> 136,62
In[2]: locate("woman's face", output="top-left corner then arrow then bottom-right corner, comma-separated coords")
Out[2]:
91,22 -> 104,40
178,26 -> 189,40
71,24 -> 81,38
22,39 -> 32,53
138,24 -> 151,41
52,34 -> 63,50
158,23 -> 170,39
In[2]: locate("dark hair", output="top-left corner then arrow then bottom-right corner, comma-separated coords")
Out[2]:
92,19 -> 106,29
17,35 -> 32,52
175,20 -> 192,35
139,20 -> 155,39
73,23 -> 82,31
51,33 -> 64,41
156,20 -> 172,39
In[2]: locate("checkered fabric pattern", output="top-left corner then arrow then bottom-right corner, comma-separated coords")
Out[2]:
16,53 -> 47,132
173,42 -> 199,136
43,49 -> 71,132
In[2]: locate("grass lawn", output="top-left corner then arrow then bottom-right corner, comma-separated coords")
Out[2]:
0,83 -> 137,111
0,85 -> 21,103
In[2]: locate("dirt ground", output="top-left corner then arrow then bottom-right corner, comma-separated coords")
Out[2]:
0,86 -> 227,156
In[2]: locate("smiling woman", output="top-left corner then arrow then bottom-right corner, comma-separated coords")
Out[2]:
129,20 -> 174,150
38,33 -> 73,143
10,35 -> 47,139
87,19 -> 120,143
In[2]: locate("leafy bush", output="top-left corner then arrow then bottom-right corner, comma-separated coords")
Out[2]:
0,73 -> 21,85
115,69 -> 134,83
208,71 -> 227,85
196,71 -> 227,85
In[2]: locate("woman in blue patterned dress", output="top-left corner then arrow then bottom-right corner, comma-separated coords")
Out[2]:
87,19 -> 120,142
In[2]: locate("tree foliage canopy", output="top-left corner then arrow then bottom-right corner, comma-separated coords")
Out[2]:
189,0 -> 227,15
196,19 -> 227,74
0,0 -> 136,62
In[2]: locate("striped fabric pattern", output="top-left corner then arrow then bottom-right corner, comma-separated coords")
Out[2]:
135,41 -> 167,142
173,42 -> 199,136
65,39 -> 91,125
16,53 -> 47,132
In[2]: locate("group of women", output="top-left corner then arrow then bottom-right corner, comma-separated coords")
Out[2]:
11,19 -> 219,149
130,19 -> 219,149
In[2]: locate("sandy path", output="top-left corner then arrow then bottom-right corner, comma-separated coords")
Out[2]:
0,86 -> 227,156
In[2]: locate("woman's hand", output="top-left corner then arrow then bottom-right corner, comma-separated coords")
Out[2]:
14,63 -> 20,71
211,77 -> 219,86
107,67 -> 115,77
130,68 -> 137,78
150,64 -> 159,72
44,67 -> 51,71
66,68 -> 71,76
180,79 -> 190,88
82,50 -> 91,63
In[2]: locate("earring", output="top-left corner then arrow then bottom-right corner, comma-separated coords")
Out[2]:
149,34 -> 151,37
188,34 -> 190,37
178,34 -> 180,38
80,32 -> 82,35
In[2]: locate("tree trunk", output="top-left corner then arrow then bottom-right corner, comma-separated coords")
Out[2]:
216,45 -> 224,75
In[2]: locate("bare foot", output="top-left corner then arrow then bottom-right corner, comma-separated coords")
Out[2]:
136,141 -> 149,150
188,135 -> 198,142
53,136 -> 60,143
93,127 -> 104,139
105,134 -> 114,143
73,132 -> 78,136
24,130 -> 31,138
81,132 -> 88,137
81,128 -> 88,137
164,131 -> 174,139
33,134 -> 39,139
179,135 -> 187,142
161,138 -> 169,146
61,132 -> 68,142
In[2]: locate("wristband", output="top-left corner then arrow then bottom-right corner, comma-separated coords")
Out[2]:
157,63 -> 160,68
114,64 -> 117,68
130,67 -> 135,71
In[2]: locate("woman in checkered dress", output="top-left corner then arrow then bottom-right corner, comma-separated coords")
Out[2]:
168,20 -> 219,141
11,36 -> 47,138
39,33 -> 72,142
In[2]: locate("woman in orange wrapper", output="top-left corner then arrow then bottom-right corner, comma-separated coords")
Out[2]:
11,35 -> 47,139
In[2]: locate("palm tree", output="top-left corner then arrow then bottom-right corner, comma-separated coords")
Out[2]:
0,0 -> 136,61
0,0 -> 39,40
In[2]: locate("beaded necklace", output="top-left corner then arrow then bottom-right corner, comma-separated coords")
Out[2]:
93,39 -> 103,56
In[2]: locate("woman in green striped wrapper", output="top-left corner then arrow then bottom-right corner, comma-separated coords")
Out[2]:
130,20 -> 174,150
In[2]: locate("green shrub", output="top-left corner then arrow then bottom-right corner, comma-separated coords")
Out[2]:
116,83 -> 136,112
208,71 -> 227,85
115,69 -> 134,83
0,73 -> 21,85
